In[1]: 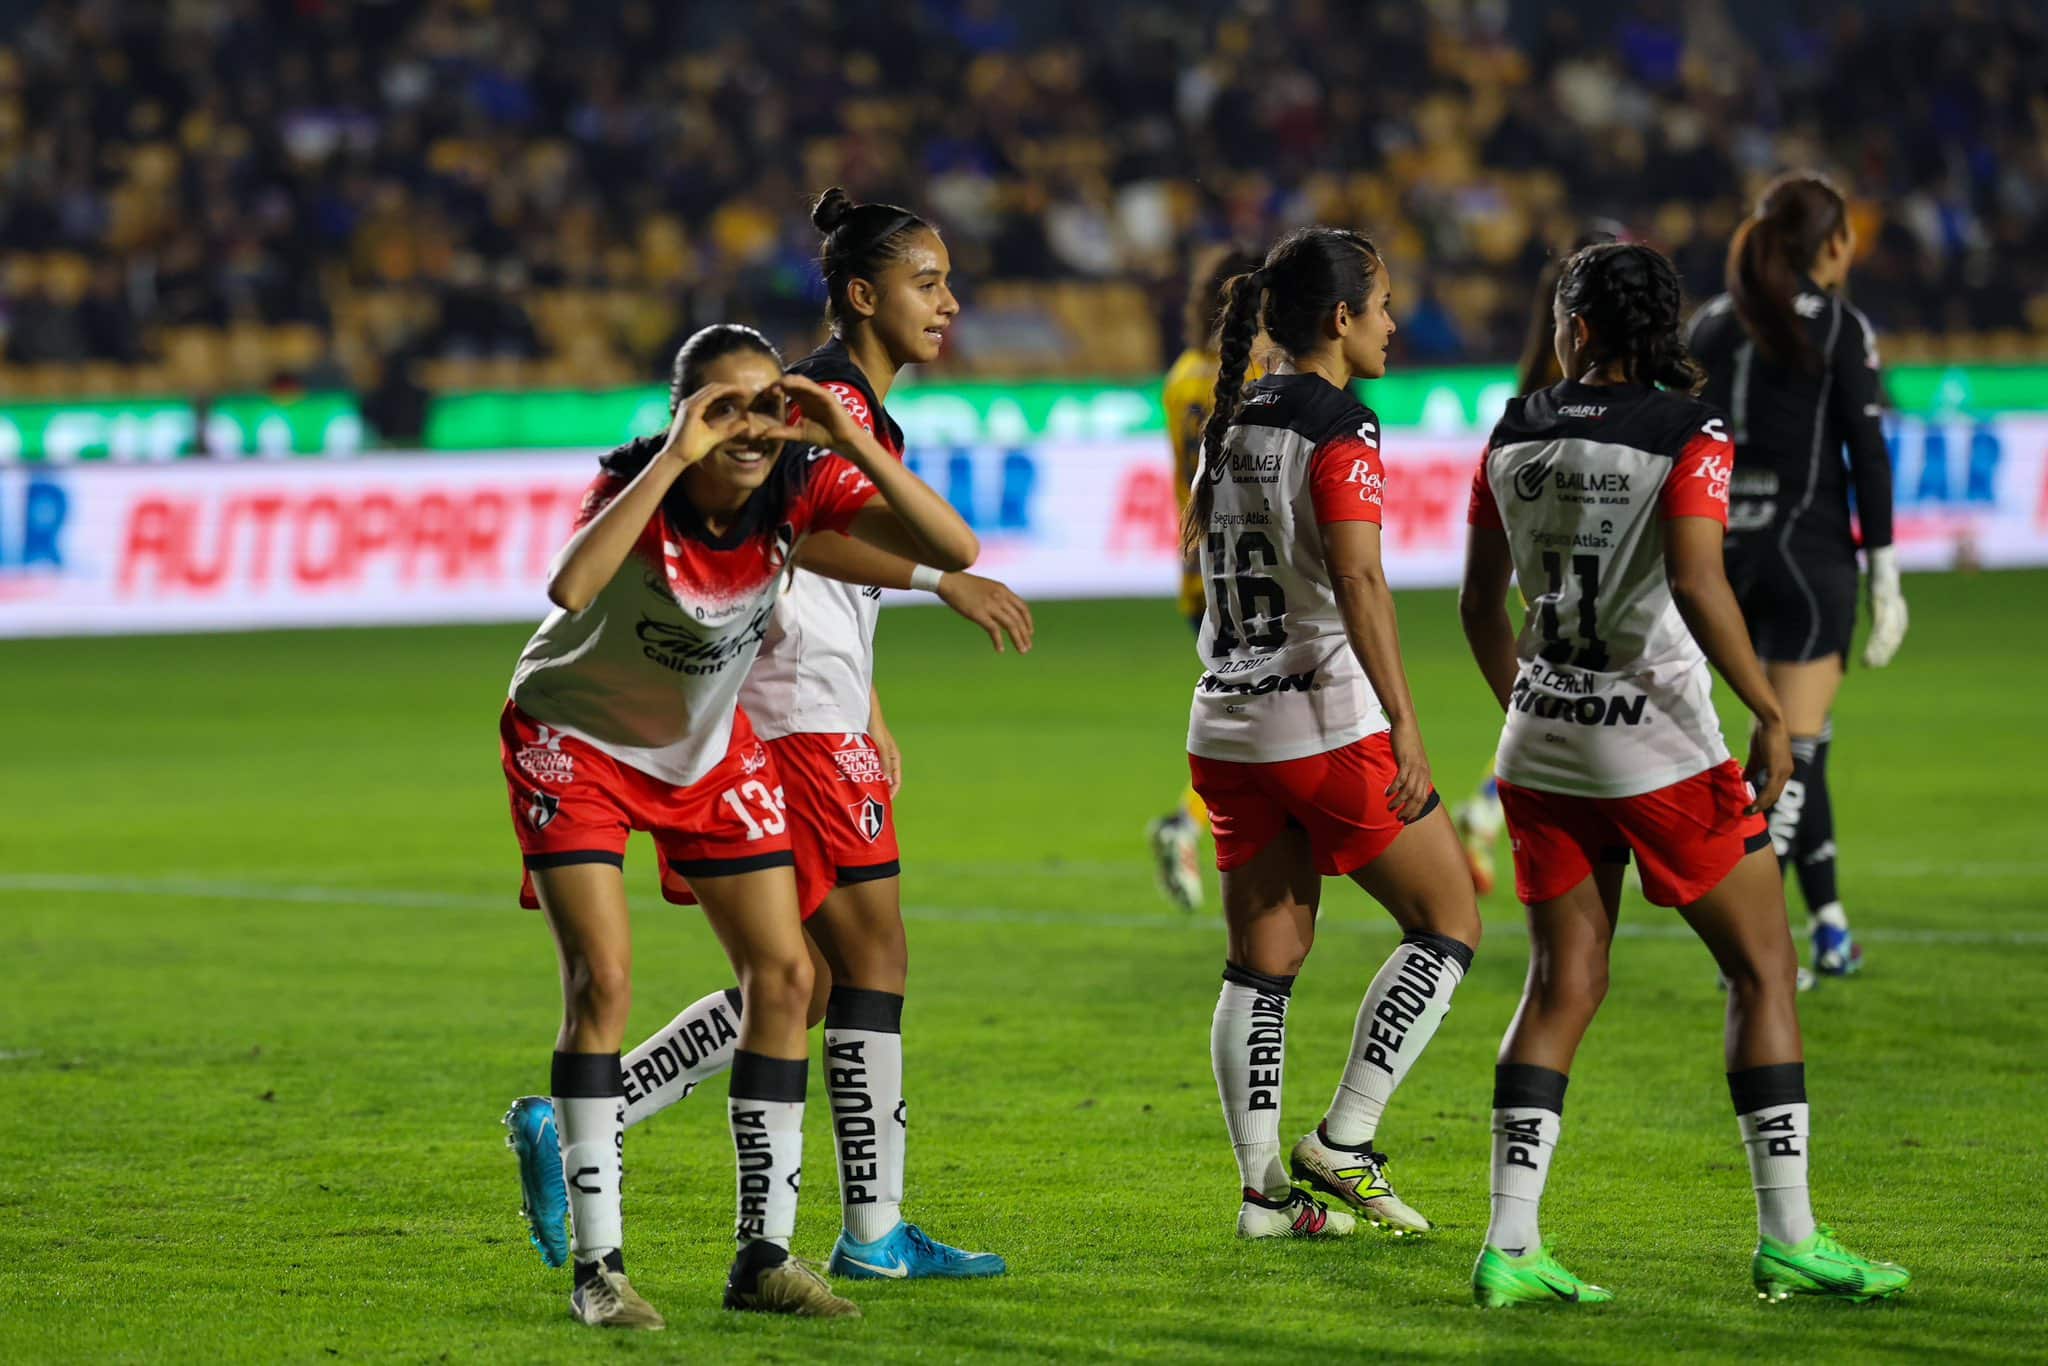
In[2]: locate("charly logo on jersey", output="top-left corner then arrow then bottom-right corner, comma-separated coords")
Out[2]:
847,795 -> 887,843
767,521 -> 796,570
516,725 -> 576,784
830,734 -> 886,785
1556,403 -> 1607,419
1514,456 -> 1556,501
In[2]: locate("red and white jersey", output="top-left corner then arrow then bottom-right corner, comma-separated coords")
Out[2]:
1186,372 -> 1391,763
1469,380 -> 1736,798
508,437 -> 877,788
739,340 -> 906,741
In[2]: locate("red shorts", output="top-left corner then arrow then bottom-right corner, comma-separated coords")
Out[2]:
500,702 -> 794,910
1497,760 -> 1771,908
655,731 -> 900,917
1188,731 -> 1438,878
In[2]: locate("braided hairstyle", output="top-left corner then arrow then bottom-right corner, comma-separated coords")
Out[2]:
812,186 -> 934,333
1180,226 -> 1382,553
1554,241 -> 1703,394
1727,172 -> 1847,374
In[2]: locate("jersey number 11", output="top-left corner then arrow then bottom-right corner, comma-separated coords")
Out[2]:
1537,550 -> 1611,671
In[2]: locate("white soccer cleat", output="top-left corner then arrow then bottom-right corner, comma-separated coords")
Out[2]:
1289,1127 -> 1431,1234
570,1261 -> 666,1330
1236,1185 -> 1357,1239
1147,813 -> 1203,912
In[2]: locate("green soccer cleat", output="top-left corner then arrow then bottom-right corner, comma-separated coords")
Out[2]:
1752,1225 -> 1909,1303
1472,1243 -> 1614,1307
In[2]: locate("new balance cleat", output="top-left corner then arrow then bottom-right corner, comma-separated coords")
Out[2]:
724,1241 -> 861,1317
571,1254 -> 665,1330
828,1221 -> 1007,1280
1811,921 -> 1864,977
1147,812 -> 1203,912
1237,1185 -> 1357,1239
1473,1243 -> 1614,1307
1290,1126 -> 1430,1233
503,1095 -> 569,1268
1752,1225 -> 1908,1303
1453,795 -> 1503,896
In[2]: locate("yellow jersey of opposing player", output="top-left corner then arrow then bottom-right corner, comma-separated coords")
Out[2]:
1166,347 -> 1264,625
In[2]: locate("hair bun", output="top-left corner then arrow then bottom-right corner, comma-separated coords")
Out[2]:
811,186 -> 857,234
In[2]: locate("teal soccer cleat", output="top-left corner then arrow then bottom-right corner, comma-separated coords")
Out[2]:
827,1222 -> 1007,1280
503,1095 -> 569,1268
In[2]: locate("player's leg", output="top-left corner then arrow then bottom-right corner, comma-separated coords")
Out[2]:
1678,847 -> 1907,1301
1148,610 -> 1210,911
1292,741 -> 1480,1232
1213,822 -> 1356,1237
1451,767 -> 1504,894
1769,659 -> 1859,974
805,875 -> 1006,1279
531,860 -> 666,1329
1473,860 -> 1623,1307
695,866 -> 860,1318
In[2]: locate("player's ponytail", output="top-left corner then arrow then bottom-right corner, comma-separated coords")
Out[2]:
1182,227 -> 1382,555
1556,241 -> 1703,394
811,186 -> 933,334
1727,172 -> 1847,374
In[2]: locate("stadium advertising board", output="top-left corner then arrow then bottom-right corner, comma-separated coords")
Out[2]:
4,413 -> 2046,637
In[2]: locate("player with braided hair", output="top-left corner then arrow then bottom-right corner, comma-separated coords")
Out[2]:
1459,241 -> 1906,1306
1187,227 -> 1482,1240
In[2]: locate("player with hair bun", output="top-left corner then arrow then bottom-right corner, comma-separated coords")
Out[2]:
1687,172 -> 1904,980
1188,226 -> 1482,1241
507,190 -> 1022,1290
1460,241 -> 1907,1307
496,321 -> 979,1324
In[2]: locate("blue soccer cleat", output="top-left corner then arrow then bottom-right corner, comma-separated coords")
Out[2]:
1811,920 -> 1863,977
827,1221 -> 1007,1280
503,1095 -> 569,1268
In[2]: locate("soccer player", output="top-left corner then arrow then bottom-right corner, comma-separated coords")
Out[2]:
1148,243 -> 1261,912
506,190 -> 1023,1286
1459,241 -> 1908,1306
1187,227 -> 1482,1238
1686,173 -> 1906,978
1453,222 -> 1630,896
498,322 -> 978,1325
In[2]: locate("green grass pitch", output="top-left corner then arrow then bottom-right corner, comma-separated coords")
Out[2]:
3,571 -> 2044,1362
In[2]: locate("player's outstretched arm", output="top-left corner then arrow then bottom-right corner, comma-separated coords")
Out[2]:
1325,519 -> 1432,820
794,534 -> 1034,653
1665,516 -> 1792,813
546,384 -> 753,612
765,373 -> 979,571
1458,523 -> 1520,711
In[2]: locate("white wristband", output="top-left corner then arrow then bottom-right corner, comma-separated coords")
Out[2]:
909,564 -> 944,592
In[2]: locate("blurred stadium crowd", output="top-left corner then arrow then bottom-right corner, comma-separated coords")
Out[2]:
0,0 -> 2043,412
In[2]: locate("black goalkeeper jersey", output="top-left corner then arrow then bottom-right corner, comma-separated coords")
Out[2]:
1685,280 -> 1894,559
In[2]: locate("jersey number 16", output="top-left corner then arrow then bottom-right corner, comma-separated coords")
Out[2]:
1206,530 -> 1288,655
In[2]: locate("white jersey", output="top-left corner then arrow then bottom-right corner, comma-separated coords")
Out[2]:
1470,380 -> 1737,798
739,342 -> 902,741
509,439 -> 877,788
1186,373 -> 1391,763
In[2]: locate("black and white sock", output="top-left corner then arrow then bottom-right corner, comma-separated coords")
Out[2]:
1793,721 -> 1845,928
1486,1062 -> 1567,1257
552,1050 -> 625,1266
1322,931 -> 1474,1147
1211,962 -> 1293,1199
1730,1062 -> 1815,1246
730,1050 -> 807,1250
824,987 -> 907,1244
621,988 -> 743,1128
1769,735 -> 1817,865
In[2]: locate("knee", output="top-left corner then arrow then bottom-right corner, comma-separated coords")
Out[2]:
1724,947 -> 1799,1008
743,949 -> 815,1025
1529,954 -> 1606,1016
805,957 -> 833,1030
562,953 -> 632,1035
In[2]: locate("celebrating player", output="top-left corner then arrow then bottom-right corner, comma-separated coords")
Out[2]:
1148,242 -> 1262,911
1187,227 -> 1482,1239
1686,172 -> 1905,978
1452,221 -> 1630,895
1459,241 -> 1908,1306
498,322 -> 978,1325
506,190 -> 1023,1287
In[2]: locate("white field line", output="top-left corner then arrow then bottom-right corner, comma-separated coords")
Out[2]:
2,872 -> 2044,947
